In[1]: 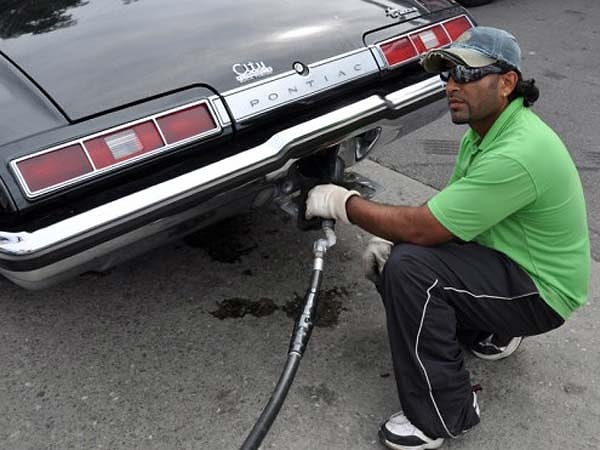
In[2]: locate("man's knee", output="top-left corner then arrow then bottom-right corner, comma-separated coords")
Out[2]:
383,243 -> 430,278
379,243 -> 442,320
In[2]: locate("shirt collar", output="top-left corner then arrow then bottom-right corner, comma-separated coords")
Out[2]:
468,97 -> 525,150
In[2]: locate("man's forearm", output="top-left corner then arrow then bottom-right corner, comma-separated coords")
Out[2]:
346,196 -> 454,245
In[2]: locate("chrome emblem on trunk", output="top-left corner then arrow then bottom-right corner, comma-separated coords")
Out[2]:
233,61 -> 274,83
224,49 -> 380,121
385,6 -> 419,20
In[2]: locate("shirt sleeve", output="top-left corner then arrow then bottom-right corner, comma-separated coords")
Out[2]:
427,155 -> 537,241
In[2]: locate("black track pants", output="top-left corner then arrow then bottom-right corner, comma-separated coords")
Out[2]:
378,242 -> 564,439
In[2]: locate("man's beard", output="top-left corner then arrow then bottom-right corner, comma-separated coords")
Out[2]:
450,113 -> 470,125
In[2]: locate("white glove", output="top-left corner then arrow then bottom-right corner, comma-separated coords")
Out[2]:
305,184 -> 360,224
362,236 -> 393,284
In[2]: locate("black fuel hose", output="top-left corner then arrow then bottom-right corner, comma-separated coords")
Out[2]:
240,234 -> 328,450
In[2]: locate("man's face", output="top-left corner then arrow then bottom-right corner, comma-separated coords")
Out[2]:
445,69 -> 505,126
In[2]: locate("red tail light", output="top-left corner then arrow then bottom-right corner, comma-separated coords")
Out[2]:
444,16 -> 473,41
156,104 -> 217,145
410,26 -> 451,54
12,99 -> 221,198
16,144 -> 93,193
85,121 -> 164,169
377,15 -> 474,68
380,37 -> 418,66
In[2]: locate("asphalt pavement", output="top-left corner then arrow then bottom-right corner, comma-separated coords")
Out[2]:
0,160 -> 597,450
1,0 -> 598,449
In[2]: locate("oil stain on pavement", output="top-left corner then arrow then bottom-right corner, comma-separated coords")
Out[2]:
282,286 -> 349,327
210,286 -> 349,327
183,215 -> 258,263
210,297 -> 278,319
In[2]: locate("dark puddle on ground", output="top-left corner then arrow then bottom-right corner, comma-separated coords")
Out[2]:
283,286 -> 349,328
210,297 -> 278,319
183,215 -> 257,263
210,287 -> 349,328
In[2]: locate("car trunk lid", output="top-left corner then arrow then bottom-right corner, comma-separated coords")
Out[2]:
0,0 -> 454,121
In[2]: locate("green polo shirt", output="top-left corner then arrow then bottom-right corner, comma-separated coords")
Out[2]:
428,98 -> 590,319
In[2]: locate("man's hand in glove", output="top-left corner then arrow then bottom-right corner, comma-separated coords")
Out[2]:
362,236 -> 394,284
305,184 -> 360,224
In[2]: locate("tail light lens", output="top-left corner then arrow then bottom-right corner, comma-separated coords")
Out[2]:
410,27 -> 451,54
12,99 -> 220,198
444,16 -> 473,41
378,15 -> 474,67
380,38 -> 418,67
16,144 -> 93,193
157,104 -> 216,145
85,121 -> 164,169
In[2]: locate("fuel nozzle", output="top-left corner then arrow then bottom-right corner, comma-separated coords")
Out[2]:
296,153 -> 346,236
317,218 -> 336,250
319,154 -> 344,248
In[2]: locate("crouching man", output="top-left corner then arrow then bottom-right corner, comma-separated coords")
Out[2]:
305,26 -> 590,450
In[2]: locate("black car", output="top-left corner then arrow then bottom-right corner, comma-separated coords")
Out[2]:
0,0 -> 475,288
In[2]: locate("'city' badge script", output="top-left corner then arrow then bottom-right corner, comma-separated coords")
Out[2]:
233,61 -> 274,83
385,6 -> 419,20
224,49 -> 380,121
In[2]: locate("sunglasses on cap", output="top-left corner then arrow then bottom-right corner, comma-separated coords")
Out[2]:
440,64 -> 507,84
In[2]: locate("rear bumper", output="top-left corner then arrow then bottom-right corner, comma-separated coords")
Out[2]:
0,76 -> 447,288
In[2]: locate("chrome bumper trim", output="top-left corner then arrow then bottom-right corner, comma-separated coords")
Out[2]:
0,76 -> 446,258
385,76 -> 446,110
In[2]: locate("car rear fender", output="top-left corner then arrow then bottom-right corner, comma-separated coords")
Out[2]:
0,52 -> 67,148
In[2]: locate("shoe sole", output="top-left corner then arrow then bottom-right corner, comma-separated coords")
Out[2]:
471,336 -> 523,361
378,430 -> 444,450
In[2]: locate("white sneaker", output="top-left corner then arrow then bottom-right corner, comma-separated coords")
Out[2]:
378,411 -> 444,450
379,393 -> 480,449
471,334 -> 523,360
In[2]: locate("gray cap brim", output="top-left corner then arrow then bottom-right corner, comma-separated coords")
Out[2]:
421,48 -> 497,73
